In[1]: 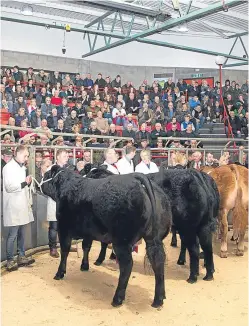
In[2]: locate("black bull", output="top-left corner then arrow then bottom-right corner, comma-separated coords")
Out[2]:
87,166 -> 220,284
41,166 -> 172,308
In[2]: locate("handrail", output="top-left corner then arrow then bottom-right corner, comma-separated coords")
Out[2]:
0,124 -> 133,141
158,136 -> 248,142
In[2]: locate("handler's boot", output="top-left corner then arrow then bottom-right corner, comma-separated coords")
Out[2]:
17,255 -> 35,267
6,260 -> 18,272
50,248 -> 59,258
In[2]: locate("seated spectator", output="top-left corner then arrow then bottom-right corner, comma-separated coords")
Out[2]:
176,95 -> 188,112
241,111 -> 248,139
94,94 -> 104,109
66,84 -> 76,102
94,111 -> 109,134
205,153 -> 219,167
224,93 -> 233,107
30,108 -> 45,129
213,100 -> 222,122
168,152 -> 187,169
139,93 -> 152,109
112,101 -> 126,126
27,98 -> 38,115
13,95 -> 27,115
177,79 -> 187,93
116,94 -> 126,109
122,123 -> 136,141
167,123 -> 181,138
181,124 -> 198,140
47,108 -> 59,130
126,93 -> 140,115
18,120 -> 32,140
73,135 -> 83,147
152,96 -> 164,111
36,118 -> 51,136
219,154 -> 229,166
225,110 -> 241,138
108,123 -> 118,137
135,149 -> 159,174
164,102 -> 176,123
51,90 -> 62,107
25,79 -> 36,97
41,96 -> 54,117
86,99 -> 100,117
12,65 -> 23,82
153,106 -> 164,125
188,80 -> 200,97
237,94 -> 248,109
54,119 -> 66,133
86,121 -> 101,141
39,134 -> 50,147
164,78 -> 175,91
35,69 -> 49,86
234,102 -> 246,119
187,151 -> 203,170
82,111 -> 94,133
95,73 -> 106,89
72,101 -> 85,118
166,117 -> 181,131
189,95 -> 200,110
64,110 -> 79,132
150,86 -> 161,101
186,139 -> 203,149
50,71 -> 62,86
101,102 -> 112,124
135,122 -> 150,145
192,105 -> 205,131
123,113 -> 138,130
74,73 -> 83,87
83,73 -> 94,89
181,114 -> 195,131
52,82 -> 62,96
12,84 -> 26,102
36,87 -> 48,106
62,74 -> 74,87
138,103 -> 153,126
15,108 -> 27,126
150,123 -> 167,147
57,97 -> 69,120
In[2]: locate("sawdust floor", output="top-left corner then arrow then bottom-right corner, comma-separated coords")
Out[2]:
1,232 -> 248,326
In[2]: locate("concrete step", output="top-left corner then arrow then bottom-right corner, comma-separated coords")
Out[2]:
200,128 -> 225,134
199,133 -> 227,138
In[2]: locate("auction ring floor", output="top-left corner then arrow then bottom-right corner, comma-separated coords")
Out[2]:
2,233 -> 248,326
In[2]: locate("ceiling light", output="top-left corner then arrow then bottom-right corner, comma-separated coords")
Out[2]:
21,5 -> 33,16
178,23 -> 188,32
215,56 -> 226,65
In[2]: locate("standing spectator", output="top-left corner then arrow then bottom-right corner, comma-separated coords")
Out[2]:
12,66 -> 23,83
205,153 -> 219,167
3,145 -> 35,271
74,73 -> 83,87
164,78 -> 175,91
83,73 -> 94,89
135,149 -> 159,174
1,149 -> 13,174
94,73 -> 106,88
116,146 -> 136,174
62,74 -> 73,87
222,79 -> 231,99
177,79 -> 187,93
23,67 -> 35,82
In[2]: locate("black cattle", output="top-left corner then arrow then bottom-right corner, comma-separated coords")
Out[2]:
41,166 -> 172,308
87,166 -> 219,284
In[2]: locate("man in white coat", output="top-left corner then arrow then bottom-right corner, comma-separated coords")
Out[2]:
3,145 -> 35,271
135,149 -> 159,174
116,146 -> 136,175
102,148 -> 120,174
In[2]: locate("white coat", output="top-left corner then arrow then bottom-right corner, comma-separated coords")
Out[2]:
2,159 -> 34,227
135,161 -> 159,174
46,197 -> 57,222
102,161 -> 120,175
116,156 -> 134,175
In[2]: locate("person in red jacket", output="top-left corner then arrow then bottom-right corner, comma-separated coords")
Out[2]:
51,90 -> 62,106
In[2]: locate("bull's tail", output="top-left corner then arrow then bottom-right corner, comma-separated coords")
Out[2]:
231,187 -> 243,241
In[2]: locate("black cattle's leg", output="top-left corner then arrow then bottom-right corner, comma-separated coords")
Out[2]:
111,244 -> 133,307
183,235 -> 200,284
177,240 -> 186,265
198,226 -> 215,281
94,242 -> 108,266
54,230 -> 72,280
80,237 -> 93,271
145,240 -> 166,308
170,225 -> 177,247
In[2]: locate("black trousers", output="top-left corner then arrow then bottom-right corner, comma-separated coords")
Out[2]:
48,221 -> 58,249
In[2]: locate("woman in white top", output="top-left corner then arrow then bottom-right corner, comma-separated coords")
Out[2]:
135,149 -> 159,174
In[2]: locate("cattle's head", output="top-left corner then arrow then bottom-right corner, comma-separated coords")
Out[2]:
86,166 -> 114,179
40,165 -> 64,201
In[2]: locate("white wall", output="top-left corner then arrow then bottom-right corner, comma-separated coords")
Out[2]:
1,20 -> 248,69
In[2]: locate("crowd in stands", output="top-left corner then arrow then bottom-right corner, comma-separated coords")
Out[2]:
1,66 -> 248,153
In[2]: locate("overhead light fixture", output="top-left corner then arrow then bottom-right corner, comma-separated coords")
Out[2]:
21,5 -> 33,16
178,23 -> 188,32
215,56 -> 226,66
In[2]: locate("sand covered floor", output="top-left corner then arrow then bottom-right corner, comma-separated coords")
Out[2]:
2,233 -> 248,326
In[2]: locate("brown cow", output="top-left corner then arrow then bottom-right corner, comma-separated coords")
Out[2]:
202,164 -> 248,258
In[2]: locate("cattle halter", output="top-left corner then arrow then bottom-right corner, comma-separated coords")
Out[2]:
32,170 -> 64,194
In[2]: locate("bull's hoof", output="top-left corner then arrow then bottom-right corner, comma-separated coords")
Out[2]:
54,272 -> 64,280
177,259 -> 185,265
111,297 -> 124,307
94,260 -> 103,266
186,276 -> 197,284
220,251 -> 228,258
170,240 -> 177,248
203,274 -> 214,281
151,299 -> 164,308
80,264 -> 89,271
236,249 -> 244,257
199,252 -> 204,259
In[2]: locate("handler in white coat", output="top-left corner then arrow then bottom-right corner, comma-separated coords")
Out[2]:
135,149 -> 159,174
116,146 -> 136,174
102,148 -> 120,174
2,145 -> 35,271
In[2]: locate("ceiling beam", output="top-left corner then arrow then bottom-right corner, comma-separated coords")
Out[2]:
80,0 -> 243,57
84,10 -> 114,28
227,31 -> 248,39
223,61 -> 248,68
1,15 -> 247,62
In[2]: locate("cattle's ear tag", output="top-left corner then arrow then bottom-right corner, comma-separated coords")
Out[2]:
142,184 -> 145,188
